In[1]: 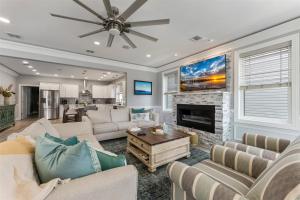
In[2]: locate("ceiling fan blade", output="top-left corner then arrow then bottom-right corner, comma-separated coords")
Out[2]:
50,14 -> 103,25
107,34 -> 115,47
120,33 -> 137,48
127,19 -> 170,27
128,29 -> 158,42
118,0 -> 147,21
103,0 -> 113,17
79,28 -> 106,38
73,0 -> 106,21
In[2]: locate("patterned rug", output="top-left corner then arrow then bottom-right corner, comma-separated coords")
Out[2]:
101,138 -> 209,200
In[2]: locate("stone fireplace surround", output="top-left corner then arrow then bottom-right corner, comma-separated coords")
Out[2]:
172,91 -> 232,148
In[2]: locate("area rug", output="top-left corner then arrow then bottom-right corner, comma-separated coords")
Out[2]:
101,138 -> 209,200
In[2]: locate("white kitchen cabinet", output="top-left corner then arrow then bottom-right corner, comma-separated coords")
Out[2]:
92,85 -> 106,98
60,84 -> 79,98
106,84 -> 116,98
40,82 -> 60,90
92,84 -> 116,98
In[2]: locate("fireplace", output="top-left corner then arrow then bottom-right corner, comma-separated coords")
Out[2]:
177,104 -> 215,133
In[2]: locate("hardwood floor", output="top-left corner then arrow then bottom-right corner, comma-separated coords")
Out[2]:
0,117 -> 62,142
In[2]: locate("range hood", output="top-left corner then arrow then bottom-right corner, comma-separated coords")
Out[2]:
80,80 -> 91,95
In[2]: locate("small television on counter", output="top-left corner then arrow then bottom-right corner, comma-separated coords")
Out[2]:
134,80 -> 152,95
180,55 -> 226,92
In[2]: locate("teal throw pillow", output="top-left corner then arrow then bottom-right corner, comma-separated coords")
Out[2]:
131,108 -> 145,113
35,136 -> 101,183
44,133 -> 79,146
96,149 -> 127,171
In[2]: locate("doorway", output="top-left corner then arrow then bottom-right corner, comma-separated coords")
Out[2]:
21,86 -> 39,119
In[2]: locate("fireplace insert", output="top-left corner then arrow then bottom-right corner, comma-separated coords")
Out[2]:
177,104 -> 215,133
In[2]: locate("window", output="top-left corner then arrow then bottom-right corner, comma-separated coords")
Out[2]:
238,42 -> 291,123
163,70 -> 178,111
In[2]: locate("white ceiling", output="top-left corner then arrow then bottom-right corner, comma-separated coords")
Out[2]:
0,0 -> 300,68
0,56 -> 125,81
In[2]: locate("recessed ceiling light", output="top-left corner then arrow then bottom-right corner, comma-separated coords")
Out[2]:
32,69 -> 37,72
174,53 -> 178,57
36,72 -> 40,75
0,17 -> 10,24
146,54 -> 151,58
86,50 -> 94,53
84,77 -> 88,79
94,41 -> 100,45
103,74 -> 107,77
27,65 -> 33,69
208,39 -> 214,42
190,35 -> 202,42
22,60 -> 29,65
107,72 -> 111,75
54,74 -> 58,77
98,78 -> 101,80
70,75 -> 74,78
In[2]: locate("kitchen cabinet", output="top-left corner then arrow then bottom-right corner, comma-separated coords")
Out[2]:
40,82 -> 60,90
60,84 -> 79,98
92,84 -> 116,98
92,85 -> 106,98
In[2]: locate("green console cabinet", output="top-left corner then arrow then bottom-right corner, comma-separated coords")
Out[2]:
0,105 -> 15,132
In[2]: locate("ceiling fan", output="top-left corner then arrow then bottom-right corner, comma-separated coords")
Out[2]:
50,0 -> 170,48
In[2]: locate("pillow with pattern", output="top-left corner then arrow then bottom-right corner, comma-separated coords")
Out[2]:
130,113 -> 150,122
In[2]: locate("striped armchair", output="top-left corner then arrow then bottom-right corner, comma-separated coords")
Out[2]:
167,133 -> 299,200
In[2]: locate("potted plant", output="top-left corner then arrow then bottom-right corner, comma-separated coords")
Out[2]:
0,84 -> 15,105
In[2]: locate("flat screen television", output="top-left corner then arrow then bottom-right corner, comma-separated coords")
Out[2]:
180,55 -> 226,91
134,80 -> 152,95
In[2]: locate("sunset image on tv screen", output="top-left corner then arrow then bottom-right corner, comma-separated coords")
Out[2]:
180,55 -> 226,91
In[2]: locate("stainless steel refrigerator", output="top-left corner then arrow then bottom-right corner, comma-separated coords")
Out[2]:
39,90 -> 60,119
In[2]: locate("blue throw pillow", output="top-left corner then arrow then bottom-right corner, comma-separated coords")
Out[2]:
44,133 -> 79,146
131,108 -> 145,113
35,136 -> 101,183
96,150 -> 127,171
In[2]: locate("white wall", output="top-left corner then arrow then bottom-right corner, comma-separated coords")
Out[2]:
158,18 -> 300,140
0,63 -> 18,118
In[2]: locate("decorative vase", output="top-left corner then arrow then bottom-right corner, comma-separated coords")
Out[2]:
4,97 -> 10,105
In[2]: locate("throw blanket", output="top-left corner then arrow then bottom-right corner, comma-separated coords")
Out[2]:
0,136 -> 67,200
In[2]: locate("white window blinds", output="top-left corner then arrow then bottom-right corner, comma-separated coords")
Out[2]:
165,71 -> 178,92
239,44 -> 291,121
163,70 -> 178,110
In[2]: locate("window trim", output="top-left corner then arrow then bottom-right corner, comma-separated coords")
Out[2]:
234,33 -> 300,130
162,68 -> 179,112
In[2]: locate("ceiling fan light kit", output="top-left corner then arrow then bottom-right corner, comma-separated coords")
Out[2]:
51,0 -> 170,48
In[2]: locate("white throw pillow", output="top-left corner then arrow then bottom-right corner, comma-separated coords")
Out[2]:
111,108 -> 130,122
87,110 -> 112,124
130,113 -> 150,122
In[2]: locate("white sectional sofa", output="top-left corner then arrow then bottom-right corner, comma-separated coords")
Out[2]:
85,108 -> 160,141
6,118 -> 138,200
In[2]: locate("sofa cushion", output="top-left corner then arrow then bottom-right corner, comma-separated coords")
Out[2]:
111,108 -> 130,122
134,120 -> 156,128
93,123 -> 118,134
76,134 -> 103,150
35,136 -> 101,183
45,133 -> 79,146
87,110 -> 111,124
116,121 -> 135,131
193,160 -> 255,196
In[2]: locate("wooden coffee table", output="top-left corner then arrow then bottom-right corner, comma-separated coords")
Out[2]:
126,127 -> 190,172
